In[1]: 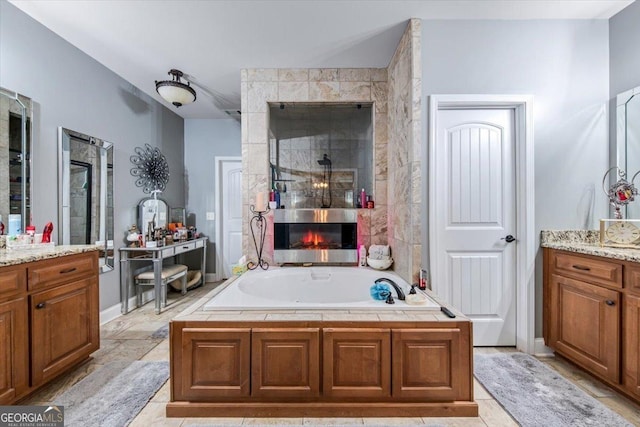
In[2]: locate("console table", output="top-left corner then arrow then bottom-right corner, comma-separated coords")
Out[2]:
119,237 -> 207,314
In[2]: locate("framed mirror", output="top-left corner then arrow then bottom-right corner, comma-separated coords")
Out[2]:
1,87 -> 32,234
58,127 -> 114,273
138,197 -> 168,240
617,85 -> 640,218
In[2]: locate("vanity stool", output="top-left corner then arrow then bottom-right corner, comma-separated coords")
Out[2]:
135,264 -> 188,312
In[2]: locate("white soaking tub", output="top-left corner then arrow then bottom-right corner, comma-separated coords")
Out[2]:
203,266 -> 440,310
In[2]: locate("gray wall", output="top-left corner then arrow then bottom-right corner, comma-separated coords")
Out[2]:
184,119 -> 241,275
610,1 -> 640,98
609,1 -> 640,177
421,20 -> 610,337
0,1 -> 185,311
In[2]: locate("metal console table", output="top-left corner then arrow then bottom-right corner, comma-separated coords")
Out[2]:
119,237 -> 207,314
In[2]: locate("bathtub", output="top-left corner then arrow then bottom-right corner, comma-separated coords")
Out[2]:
203,266 -> 440,311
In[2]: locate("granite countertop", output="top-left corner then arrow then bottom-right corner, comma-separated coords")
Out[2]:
0,245 -> 101,267
174,276 -> 466,323
541,230 -> 640,263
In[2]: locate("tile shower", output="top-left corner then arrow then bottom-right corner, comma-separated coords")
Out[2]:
241,19 -> 422,283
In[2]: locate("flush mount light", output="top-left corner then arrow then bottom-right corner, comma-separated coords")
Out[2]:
155,69 -> 196,107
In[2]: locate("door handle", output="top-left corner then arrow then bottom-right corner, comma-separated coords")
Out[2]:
606,300 -> 616,306
501,235 -> 516,243
36,303 -> 45,309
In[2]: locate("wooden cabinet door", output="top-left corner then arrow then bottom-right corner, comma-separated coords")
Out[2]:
174,327 -> 250,400
392,328 -> 471,401
0,298 -> 28,404
549,274 -> 620,382
323,328 -> 390,398
252,328 -> 319,398
624,293 -> 640,397
31,278 -> 99,386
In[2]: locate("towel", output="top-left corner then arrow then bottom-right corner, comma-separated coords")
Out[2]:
370,283 -> 391,300
368,245 -> 390,260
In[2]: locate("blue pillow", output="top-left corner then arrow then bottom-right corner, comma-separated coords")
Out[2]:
370,283 -> 391,300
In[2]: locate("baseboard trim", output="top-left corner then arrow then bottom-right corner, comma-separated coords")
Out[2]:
534,337 -> 554,357
205,273 -> 220,283
100,290 -> 157,324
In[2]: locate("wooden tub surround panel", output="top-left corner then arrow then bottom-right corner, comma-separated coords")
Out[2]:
168,319 -> 477,418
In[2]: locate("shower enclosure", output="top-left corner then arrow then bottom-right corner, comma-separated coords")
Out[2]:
268,103 -> 373,209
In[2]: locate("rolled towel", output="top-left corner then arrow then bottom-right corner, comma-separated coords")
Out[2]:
368,245 -> 390,260
370,283 -> 391,300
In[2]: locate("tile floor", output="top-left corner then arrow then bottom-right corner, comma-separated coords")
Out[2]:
20,280 -> 640,426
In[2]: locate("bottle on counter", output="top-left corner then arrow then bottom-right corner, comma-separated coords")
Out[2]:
359,245 -> 367,267
360,188 -> 367,209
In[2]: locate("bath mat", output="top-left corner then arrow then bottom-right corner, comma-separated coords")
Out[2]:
151,324 -> 169,339
54,360 -> 168,427
474,352 -> 633,427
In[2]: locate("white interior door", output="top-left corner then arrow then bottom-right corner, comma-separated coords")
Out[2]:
433,108 -> 516,346
219,158 -> 242,278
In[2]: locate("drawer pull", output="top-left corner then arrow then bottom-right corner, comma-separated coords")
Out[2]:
183,246 -> 189,250
36,302 -> 45,309
60,267 -> 77,274
606,300 -> 616,306
572,265 -> 591,271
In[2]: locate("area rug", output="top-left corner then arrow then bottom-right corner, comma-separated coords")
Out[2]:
55,360 -> 168,427
474,353 -> 633,427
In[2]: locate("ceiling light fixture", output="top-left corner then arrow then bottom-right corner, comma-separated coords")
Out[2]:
155,69 -> 196,107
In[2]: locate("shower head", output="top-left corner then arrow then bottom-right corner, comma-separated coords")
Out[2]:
317,154 -> 332,166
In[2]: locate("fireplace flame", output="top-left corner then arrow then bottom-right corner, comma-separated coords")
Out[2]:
302,230 -> 325,246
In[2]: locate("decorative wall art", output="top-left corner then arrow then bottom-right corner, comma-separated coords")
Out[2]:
130,144 -> 170,194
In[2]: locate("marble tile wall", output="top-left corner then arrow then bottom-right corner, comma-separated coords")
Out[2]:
242,67 -> 388,264
387,19 -> 422,283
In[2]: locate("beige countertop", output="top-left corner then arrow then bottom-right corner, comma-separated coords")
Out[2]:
540,229 -> 640,263
0,245 -> 101,267
173,276 -> 467,323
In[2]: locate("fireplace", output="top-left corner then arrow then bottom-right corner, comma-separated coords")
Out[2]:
273,209 -> 357,264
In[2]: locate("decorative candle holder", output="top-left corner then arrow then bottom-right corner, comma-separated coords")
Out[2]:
248,204 -> 270,270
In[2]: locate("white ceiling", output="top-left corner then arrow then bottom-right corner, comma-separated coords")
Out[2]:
10,0 -> 634,119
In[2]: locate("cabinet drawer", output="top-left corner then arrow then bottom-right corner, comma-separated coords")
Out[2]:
0,265 -> 27,299
28,253 -> 97,291
552,252 -> 622,288
174,242 -> 196,255
625,264 -> 640,294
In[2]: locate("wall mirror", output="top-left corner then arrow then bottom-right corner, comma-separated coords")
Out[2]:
268,103 -> 373,209
58,127 -> 114,273
0,87 -> 32,234
617,85 -> 640,219
138,197 -> 168,239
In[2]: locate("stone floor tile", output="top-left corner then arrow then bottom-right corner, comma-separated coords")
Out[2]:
150,379 -> 171,403
180,417 -> 245,426
477,400 -> 518,427
141,339 -> 170,361
243,417 -> 303,425
129,402 -> 183,427
362,417 -> 425,425
473,378 -> 492,400
423,417 -> 487,426
303,417 -> 364,425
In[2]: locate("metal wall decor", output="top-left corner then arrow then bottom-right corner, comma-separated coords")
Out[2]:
130,144 -> 170,193
602,167 -> 638,219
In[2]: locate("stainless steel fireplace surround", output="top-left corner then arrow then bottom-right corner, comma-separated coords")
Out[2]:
273,209 -> 358,264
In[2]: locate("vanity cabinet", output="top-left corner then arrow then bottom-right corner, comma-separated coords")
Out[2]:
170,321 -> 475,417
544,248 -> 640,403
0,251 -> 99,404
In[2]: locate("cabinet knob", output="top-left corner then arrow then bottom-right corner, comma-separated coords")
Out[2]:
605,300 -> 616,306
36,302 -> 46,309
